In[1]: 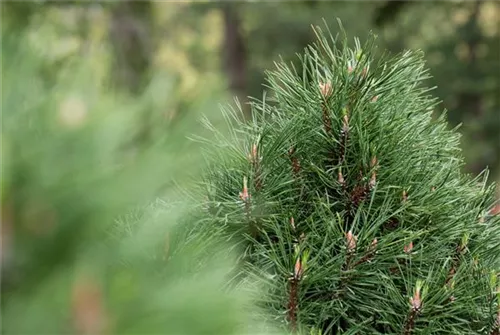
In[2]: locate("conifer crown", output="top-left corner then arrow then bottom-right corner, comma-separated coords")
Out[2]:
196,21 -> 500,334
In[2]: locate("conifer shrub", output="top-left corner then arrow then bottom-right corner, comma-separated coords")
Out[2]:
196,23 -> 500,334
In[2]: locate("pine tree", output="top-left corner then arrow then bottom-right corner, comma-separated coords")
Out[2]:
196,22 -> 500,334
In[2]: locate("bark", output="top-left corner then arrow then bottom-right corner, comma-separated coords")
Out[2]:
459,0 -> 484,174
109,2 -> 152,95
458,0 -> 483,118
221,4 -> 249,119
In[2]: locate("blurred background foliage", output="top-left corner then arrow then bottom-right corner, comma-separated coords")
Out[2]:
3,0 -> 497,176
1,1 -> 499,333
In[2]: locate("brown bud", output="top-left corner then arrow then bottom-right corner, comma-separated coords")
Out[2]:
346,230 -> 357,252
319,82 -> 333,98
248,143 -> 259,163
368,157 -> 378,189
239,177 -> 250,202
342,114 -> 349,133
410,288 -> 421,311
338,170 -> 345,186
290,217 -> 296,230
402,190 -> 408,202
410,290 -> 422,311
294,257 -> 303,280
404,241 -> 413,254
371,95 -> 379,103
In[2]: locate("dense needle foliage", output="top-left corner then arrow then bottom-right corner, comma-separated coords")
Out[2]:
196,23 -> 500,334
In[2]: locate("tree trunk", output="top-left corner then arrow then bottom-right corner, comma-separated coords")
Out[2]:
459,0 -> 484,174
458,0 -> 483,118
109,2 -> 152,95
221,4 -> 249,119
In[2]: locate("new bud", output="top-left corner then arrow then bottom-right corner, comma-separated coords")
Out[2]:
346,230 -> 357,252
239,176 -> 250,202
404,241 -> 414,254
410,280 -> 425,311
294,257 -> 303,280
338,169 -> 345,186
342,114 -> 350,133
369,156 -> 378,189
319,82 -> 333,98
248,143 -> 259,163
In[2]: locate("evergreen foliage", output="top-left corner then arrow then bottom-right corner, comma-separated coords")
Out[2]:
196,22 -> 500,334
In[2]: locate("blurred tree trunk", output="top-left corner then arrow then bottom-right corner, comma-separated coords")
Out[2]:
221,4 -> 249,119
109,2 -> 155,148
458,0 -> 483,118
109,2 -> 152,95
374,1 -> 410,26
460,0 -> 485,174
